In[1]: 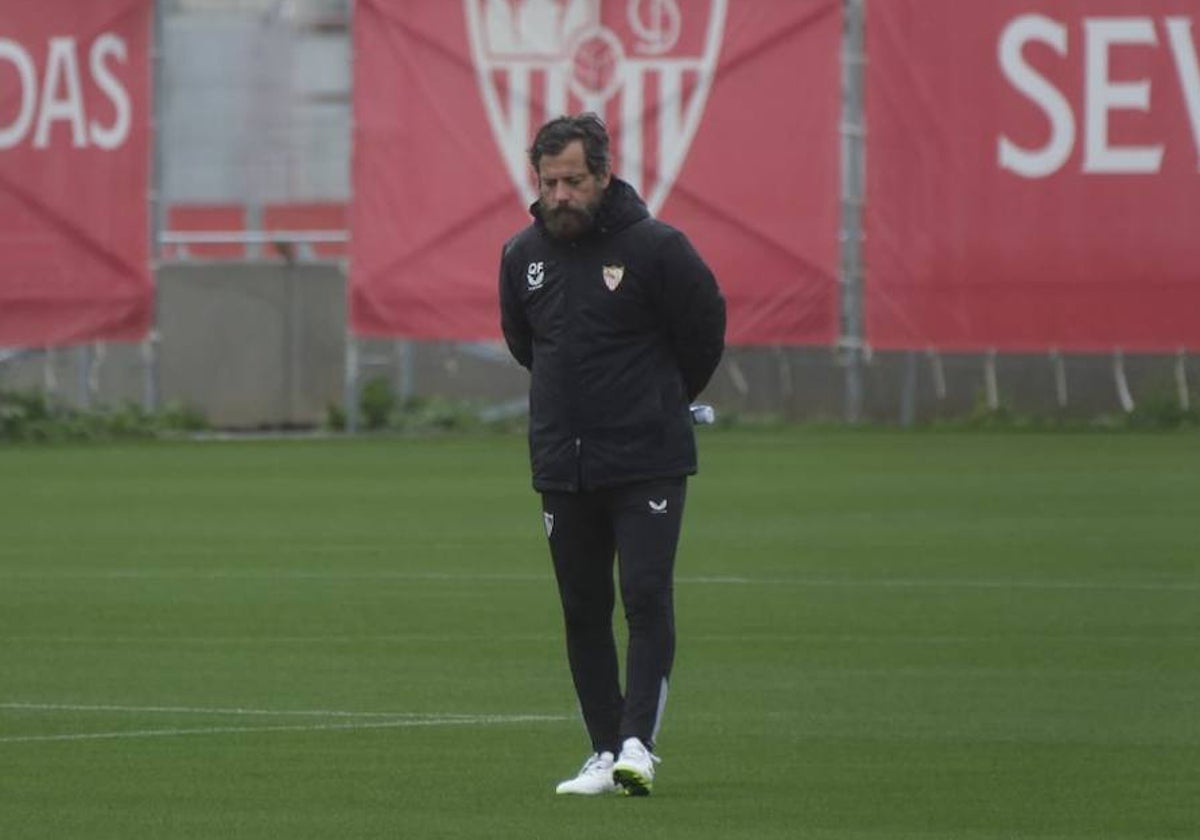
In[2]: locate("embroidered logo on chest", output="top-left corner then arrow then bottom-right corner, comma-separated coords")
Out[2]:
526,261 -> 545,290
602,264 -> 625,291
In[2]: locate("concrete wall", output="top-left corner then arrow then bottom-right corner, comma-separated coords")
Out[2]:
157,263 -> 346,427
1,264 -> 346,429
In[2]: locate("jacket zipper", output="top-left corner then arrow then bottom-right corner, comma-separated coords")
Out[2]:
575,437 -> 583,491
564,240 -> 583,491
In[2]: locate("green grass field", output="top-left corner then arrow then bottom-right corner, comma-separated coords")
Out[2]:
1,430 -> 1197,839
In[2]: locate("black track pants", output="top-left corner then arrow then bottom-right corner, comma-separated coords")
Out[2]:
541,477 -> 686,754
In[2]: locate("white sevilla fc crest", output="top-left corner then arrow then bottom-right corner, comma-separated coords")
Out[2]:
602,264 -> 624,290
464,0 -> 728,215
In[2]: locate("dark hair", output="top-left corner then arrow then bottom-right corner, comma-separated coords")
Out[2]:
528,113 -> 611,176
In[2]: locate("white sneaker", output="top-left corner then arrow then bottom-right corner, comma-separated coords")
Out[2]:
554,751 -> 618,795
612,737 -> 660,797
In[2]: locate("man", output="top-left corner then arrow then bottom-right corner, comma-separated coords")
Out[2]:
498,113 -> 725,797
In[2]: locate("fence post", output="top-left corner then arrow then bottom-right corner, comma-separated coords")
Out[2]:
1113,348 -> 1135,414
841,0 -> 866,423
145,0 -> 166,415
984,349 -> 999,411
899,350 -> 918,427
926,348 -> 946,402
344,331 -> 359,433
1175,349 -> 1190,412
76,345 -> 93,409
395,340 -> 415,404
1050,349 -> 1068,409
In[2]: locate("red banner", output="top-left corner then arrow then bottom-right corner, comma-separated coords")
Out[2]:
0,0 -> 153,347
866,0 -> 1200,352
351,0 -> 840,345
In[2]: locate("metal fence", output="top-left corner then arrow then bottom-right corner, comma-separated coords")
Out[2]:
2,1 -> 1195,428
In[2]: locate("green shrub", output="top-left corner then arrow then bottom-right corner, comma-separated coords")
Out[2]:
1125,393 -> 1199,430
0,389 -> 209,443
325,401 -> 347,431
359,377 -> 396,430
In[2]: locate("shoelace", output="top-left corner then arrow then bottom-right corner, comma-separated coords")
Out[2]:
621,743 -> 662,766
619,744 -> 667,772
581,753 -> 611,775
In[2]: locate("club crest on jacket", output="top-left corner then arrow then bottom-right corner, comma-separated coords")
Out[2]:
602,264 -> 624,291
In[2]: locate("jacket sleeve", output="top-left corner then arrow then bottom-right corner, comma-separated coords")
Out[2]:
498,241 -> 532,370
656,230 -> 726,401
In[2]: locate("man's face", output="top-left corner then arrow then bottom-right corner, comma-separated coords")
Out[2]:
536,139 -> 610,240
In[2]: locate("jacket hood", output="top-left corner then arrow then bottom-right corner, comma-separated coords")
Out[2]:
529,177 -> 650,238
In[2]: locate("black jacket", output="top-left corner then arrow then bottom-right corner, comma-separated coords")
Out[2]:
499,178 -> 726,492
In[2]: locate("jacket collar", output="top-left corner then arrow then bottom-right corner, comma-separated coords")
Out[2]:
529,177 -> 650,239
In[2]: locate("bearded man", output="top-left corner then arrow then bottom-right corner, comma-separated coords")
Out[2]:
498,113 -> 726,797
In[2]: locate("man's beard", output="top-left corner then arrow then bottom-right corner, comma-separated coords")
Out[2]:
540,199 -> 600,240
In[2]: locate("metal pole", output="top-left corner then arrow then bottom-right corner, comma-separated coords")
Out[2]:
1175,349 -> 1190,412
145,0 -> 165,414
841,0 -> 866,423
246,203 -> 264,260
899,349 -> 917,427
1050,349 -> 1068,409
343,0 -> 358,433
926,348 -> 946,401
283,263 -> 298,424
344,331 -> 359,433
395,340 -> 415,404
983,349 -> 999,411
1113,348 -> 1135,414
43,347 -> 58,396
77,345 -> 93,409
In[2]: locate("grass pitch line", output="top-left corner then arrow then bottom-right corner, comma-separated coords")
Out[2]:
2,569 -> 1195,591
0,708 -> 569,744
681,575 -> 1199,592
0,570 -> 550,583
1,634 -> 562,647
0,701 -> 546,719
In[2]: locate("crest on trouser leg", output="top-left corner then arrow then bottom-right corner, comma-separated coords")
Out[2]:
543,511 -> 555,538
